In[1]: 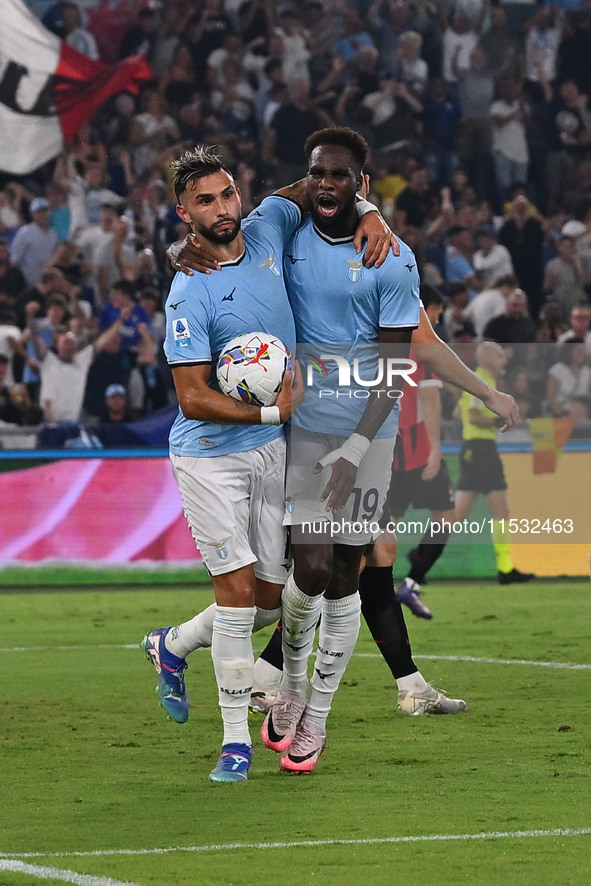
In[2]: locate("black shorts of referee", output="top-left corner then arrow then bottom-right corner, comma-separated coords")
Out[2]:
457,439 -> 507,495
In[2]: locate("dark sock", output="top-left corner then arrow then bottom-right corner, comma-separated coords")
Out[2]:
359,565 -> 417,679
407,527 -> 449,583
258,620 -> 283,669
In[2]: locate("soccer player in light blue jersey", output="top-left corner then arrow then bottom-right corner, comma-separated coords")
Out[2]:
141,147 -> 305,783
261,128 -> 422,771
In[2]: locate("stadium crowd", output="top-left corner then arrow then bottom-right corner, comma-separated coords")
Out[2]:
2,0 -> 591,446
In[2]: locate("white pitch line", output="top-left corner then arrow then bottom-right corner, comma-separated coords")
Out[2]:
0,644 -> 138,653
1,643 -> 590,671
364,653 -> 591,671
0,858 -> 144,886
3,827 -> 591,861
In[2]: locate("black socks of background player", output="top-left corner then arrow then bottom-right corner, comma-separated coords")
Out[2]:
358,565 -> 417,679
407,530 -> 449,584
257,620 -> 284,669
258,566 -> 419,681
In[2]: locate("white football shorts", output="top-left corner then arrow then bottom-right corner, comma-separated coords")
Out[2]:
284,429 -> 395,545
170,436 -> 289,582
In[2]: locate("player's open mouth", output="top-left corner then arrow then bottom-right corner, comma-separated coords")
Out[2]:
316,195 -> 339,217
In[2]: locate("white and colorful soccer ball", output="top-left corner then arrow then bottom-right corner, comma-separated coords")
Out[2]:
216,332 -> 292,406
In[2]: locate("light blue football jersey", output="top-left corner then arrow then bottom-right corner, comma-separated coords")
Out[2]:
284,219 -> 421,437
164,196 -> 300,457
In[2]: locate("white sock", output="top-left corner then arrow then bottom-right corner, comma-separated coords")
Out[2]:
165,604 -> 280,659
305,592 -> 361,732
281,573 -> 322,696
211,605 -> 256,746
253,606 -> 282,632
164,604 -> 216,658
252,657 -> 283,694
397,671 -> 430,693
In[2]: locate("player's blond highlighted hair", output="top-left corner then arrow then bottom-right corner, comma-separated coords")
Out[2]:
170,147 -> 232,202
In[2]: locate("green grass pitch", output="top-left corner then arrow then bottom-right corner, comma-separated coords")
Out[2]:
1,577 -> 590,886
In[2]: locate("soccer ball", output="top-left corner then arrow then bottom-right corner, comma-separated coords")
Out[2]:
216,332 -> 292,406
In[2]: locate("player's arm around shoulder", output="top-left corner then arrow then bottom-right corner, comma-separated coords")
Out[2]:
353,173 -> 400,265
250,192 -> 304,244
272,180 -> 310,215
353,204 -> 401,267
166,197 -> 304,276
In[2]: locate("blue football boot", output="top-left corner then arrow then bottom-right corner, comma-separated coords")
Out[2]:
209,743 -> 252,783
141,627 -> 189,723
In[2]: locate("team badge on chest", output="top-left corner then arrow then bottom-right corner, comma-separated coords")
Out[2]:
260,251 -> 280,276
345,258 -> 363,283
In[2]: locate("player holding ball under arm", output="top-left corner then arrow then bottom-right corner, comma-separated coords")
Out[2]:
141,144 -> 397,783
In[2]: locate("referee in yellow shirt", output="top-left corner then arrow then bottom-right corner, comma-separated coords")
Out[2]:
454,341 -> 534,584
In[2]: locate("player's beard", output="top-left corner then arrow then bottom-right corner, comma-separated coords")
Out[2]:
197,215 -> 241,245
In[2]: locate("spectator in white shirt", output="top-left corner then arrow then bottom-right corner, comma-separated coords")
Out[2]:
128,91 -> 181,178
66,160 -> 122,239
473,227 -> 515,289
557,305 -> 591,348
277,8 -> 311,86
29,313 -> 123,424
442,10 -> 479,85
524,6 -> 562,91
543,235 -> 590,319
561,219 -> 591,288
75,202 -> 129,308
207,30 -> 265,91
0,308 -> 21,387
546,338 -> 591,418
466,274 -> 519,339
395,31 -> 428,99
490,79 -> 530,203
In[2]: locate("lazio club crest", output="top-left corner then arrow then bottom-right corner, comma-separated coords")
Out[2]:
215,542 -> 229,560
260,251 -> 281,276
346,258 -> 363,282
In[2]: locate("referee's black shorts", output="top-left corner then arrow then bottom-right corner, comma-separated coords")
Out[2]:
456,439 -> 507,495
